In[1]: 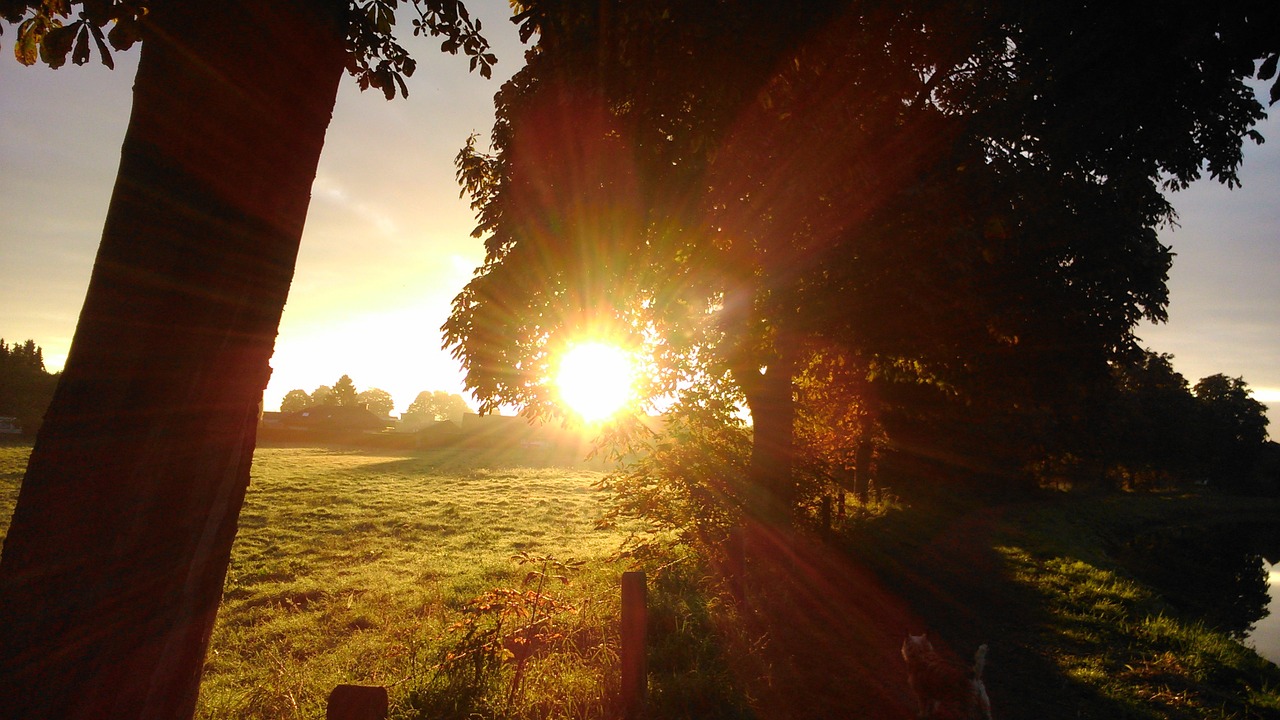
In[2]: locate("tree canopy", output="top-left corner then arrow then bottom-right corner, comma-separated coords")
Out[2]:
357,387 -> 395,416
0,338 -> 59,436
445,0 -> 1280,521
406,389 -> 471,423
331,374 -> 359,407
279,388 -> 311,413
2,0 -> 495,97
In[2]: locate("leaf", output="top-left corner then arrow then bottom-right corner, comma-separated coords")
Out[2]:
1258,54 -> 1278,82
107,17 -> 141,52
80,0 -> 111,24
16,17 -> 41,66
71,22 -> 89,65
1271,80 -> 1280,108
39,22 -> 77,69
90,22 -> 112,70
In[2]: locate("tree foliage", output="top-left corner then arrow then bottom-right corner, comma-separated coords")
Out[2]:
280,388 -> 311,413
357,387 -> 395,416
310,384 -> 335,406
1194,373 -> 1271,490
331,374 -> 359,407
1100,352 -> 1273,492
406,389 -> 470,423
0,338 -> 59,437
1,0 -> 496,97
446,0 -> 1280,521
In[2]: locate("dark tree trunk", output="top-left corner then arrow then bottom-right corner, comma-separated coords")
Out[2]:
0,2 -> 345,717
743,345 -> 798,526
853,436 -> 874,504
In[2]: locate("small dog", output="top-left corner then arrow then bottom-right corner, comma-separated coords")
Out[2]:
900,633 -> 992,719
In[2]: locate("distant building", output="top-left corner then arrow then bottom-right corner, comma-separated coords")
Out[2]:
0,416 -> 20,435
277,404 -> 389,434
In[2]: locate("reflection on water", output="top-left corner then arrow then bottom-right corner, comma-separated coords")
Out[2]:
1119,523 -> 1280,662
1251,563 -> 1280,664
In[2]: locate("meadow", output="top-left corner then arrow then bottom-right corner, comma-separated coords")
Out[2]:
0,444 -> 653,719
5,442 -> 1280,719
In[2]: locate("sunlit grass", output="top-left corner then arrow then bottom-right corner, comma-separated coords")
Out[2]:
0,443 -> 25,540
200,446 -> 633,719
0,444 -> 641,719
997,497 -> 1280,719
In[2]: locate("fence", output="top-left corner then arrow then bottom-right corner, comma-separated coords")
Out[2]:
326,571 -> 654,720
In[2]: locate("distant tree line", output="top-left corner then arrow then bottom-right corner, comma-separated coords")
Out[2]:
1104,350 -> 1274,494
278,375 -> 471,424
0,339 -> 59,437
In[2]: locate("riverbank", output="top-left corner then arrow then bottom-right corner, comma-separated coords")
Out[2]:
837,489 -> 1280,718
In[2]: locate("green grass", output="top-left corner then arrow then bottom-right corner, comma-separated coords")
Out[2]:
0,444 -> 643,719
204,446 -> 637,720
0,444 -> 26,540
993,495 -> 1280,719
6,442 -> 1280,719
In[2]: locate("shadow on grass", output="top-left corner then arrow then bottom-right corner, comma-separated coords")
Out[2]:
847,486 -> 1280,719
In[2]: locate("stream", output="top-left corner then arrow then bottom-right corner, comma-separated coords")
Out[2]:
1118,521 -> 1280,664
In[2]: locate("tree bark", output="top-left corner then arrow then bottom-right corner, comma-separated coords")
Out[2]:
0,2 -> 345,717
742,342 -> 798,527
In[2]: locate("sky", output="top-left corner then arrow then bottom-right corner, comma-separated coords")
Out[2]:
1,6 -> 1278,420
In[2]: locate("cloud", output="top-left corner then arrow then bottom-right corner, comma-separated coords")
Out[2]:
311,175 -> 399,236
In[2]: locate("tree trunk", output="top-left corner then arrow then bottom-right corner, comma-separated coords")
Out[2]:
744,346 -> 798,526
0,2 -> 345,718
853,436 -> 874,504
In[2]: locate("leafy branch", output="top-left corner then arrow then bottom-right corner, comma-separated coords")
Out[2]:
3,0 -> 498,98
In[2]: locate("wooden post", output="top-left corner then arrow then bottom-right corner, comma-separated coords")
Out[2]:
326,684 -> 388,720
620,571 -> 647,719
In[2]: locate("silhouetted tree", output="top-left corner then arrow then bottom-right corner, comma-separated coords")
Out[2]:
0,2 -> 495,717
357,387 -> 395,417
1194,374 -> 1271,491
446,0 -> 1280,526
0,339 -> 59,437
332,374 -> 359,408
1105,350 -> 1201,489
310,384 -> 336,406
406,389 -> 470,423
279,389 -> 311,413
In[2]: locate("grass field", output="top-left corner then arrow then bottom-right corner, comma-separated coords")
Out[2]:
0,444 -> 647,719
5,443 -> 1280,719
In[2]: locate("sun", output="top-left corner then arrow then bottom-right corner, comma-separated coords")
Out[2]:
554,342 -> 636,422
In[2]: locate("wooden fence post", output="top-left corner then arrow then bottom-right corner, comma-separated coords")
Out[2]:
621,571 -> 647,719
326,684 -> 388,720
